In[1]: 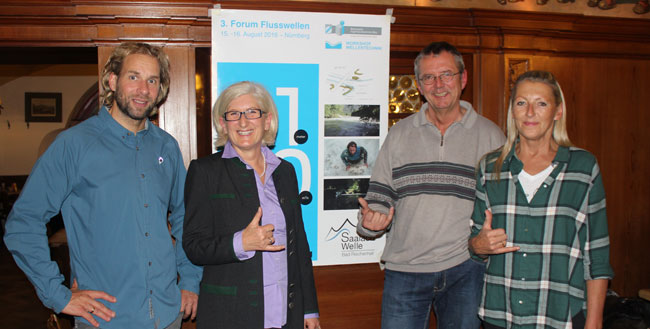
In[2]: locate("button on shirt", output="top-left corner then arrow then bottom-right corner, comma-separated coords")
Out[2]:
3,107 -> 202,329
470,145 -> 613,329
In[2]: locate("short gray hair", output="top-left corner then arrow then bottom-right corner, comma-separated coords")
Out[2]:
212,81 -> 279,148
414,41 -> 465,80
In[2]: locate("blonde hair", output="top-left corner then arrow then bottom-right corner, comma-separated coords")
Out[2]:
99,42 -> 170,116
493,70 -> 572,177
212,81 -> 279,148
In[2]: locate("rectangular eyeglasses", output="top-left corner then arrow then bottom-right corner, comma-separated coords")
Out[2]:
419,72 -> 461,85
223,108 -> 265,121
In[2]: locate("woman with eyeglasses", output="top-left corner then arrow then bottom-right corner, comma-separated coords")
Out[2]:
469,71 -> 613,329
182,81 -> 320,329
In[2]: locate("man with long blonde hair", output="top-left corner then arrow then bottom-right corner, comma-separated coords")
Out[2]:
4,42 -> 202,329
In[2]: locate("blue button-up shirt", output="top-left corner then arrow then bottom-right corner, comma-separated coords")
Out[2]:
4,107 -> 202,329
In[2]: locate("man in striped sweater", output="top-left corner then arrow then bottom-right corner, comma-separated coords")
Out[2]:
357,41 -> 505,329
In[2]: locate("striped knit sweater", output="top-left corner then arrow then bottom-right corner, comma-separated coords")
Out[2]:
357,101 -> 505,272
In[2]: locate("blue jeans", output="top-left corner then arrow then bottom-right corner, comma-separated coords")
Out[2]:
381,258 -> 485,329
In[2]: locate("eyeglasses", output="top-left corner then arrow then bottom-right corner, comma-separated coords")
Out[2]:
223,108 -> 266,121
418,72 -> 461,85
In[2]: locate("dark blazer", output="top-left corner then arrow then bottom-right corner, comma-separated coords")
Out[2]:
182,151 -> 319,329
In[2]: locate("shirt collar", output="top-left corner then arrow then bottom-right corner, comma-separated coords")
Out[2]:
222,141 -> 281,172
504,139 -> 570,167
414,100 -> 477,129
99,106 -> 151,138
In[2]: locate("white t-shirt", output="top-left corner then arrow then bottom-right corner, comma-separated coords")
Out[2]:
519,164 -> 554,202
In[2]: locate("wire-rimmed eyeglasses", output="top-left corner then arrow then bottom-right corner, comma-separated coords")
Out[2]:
418,72 -> 461,85
223,108 -> 266,121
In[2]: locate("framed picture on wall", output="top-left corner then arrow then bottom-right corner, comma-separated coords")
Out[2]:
25,92 -> 62,122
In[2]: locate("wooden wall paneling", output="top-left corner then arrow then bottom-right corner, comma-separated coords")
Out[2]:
476,52 -> 505,128
605,71 -> 629,297
597,58 -> 650,297
389,50 -> 418,75
217,0 -> 388,15
158,46 -> 197,168
571,56 -> 626,293
460,53 -> 474,108
74,3 -> 209,18
475,28 -> 502,51
597,58 -> 634,296
0,22 -> 98,47
504,55 -> 531,111
627,67 -> 650,299
97,46 -> 114,94
313,264 -> 384,329
195,47 -> 213,159
573,57 -> 629,293
554,57 -> 588,149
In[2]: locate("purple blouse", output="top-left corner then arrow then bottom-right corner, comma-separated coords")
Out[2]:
223,142 -> 317,327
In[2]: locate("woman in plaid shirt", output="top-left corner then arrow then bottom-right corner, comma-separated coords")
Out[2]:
469,70 -> 613,329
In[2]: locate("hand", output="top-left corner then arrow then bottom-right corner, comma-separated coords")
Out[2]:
304,317 -> 320,329
242,207 -> 285,252
180,290 -> 198,320
469,210 -> 520,255
358,197 -> 394,231
61,279 -> 116,327
345,165 -> 351,171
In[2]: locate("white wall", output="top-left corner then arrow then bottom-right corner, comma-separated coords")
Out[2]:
0,67 -> 97,175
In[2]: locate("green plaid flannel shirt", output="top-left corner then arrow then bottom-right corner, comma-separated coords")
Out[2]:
470,145 -> 614,329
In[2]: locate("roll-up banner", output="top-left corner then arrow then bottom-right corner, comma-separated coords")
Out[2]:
211,8 -> 391,265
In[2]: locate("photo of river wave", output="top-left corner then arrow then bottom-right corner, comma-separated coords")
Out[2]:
324,104 -> 380,136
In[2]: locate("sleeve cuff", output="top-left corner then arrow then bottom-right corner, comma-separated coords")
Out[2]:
355,209 -> 390,239
233,231 -> 255,260
178,268 -> 202,294
50,286 -> 72,314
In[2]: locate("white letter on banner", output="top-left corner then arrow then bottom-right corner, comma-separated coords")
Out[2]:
276,87 -> 298,146
275,87 -> 310,192
276,149 -> 310,192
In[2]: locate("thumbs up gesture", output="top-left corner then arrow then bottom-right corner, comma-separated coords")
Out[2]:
469,209 -> 519,255
242,207 -> 286,252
